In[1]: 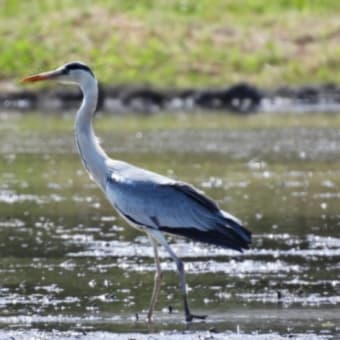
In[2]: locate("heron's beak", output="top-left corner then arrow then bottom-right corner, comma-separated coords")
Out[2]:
21,69 -> 63,83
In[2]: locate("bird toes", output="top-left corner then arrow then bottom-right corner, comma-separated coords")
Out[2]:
185,313 -> 207,322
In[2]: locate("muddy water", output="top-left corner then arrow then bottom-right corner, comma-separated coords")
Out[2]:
0,112 -> 339,339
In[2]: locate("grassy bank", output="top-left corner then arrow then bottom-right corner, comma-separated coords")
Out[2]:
1,0 -> 340,88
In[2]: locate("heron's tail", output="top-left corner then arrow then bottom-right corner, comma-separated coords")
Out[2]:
160,210 -> 251,252
215,210 -> 251,251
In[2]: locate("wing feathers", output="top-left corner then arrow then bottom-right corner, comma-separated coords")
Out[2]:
159,225 -> 249,251
106,168 -> 251,251
168,182 -> 219,212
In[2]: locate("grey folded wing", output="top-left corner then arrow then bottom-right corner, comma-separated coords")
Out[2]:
105,163 -> 251,251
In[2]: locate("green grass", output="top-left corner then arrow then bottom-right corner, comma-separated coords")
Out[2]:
1,0 -> 340,87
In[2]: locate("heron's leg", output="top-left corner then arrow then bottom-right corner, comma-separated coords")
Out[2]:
146,232 -> 163,322
149,229 -> 207,322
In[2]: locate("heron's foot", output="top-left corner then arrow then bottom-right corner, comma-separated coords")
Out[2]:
185,312 -> 207,322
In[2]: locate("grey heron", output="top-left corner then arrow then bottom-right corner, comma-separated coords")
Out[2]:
22,61 -> 251,322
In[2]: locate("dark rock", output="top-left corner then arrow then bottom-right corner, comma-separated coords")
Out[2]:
274,84 -> 340,106
121,87 -> 166,113
2,82 -> 340,113
54,87 -> 82,109
52,82 -> 105,111
296,85 -> 320,104
274,86 -> 298,98
194,88 -> 226,109
320,83 -> 340,102
195,83 -> 263,112
0,91 -> 37,110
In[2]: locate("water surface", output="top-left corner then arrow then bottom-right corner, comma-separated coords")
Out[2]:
0,112 -> 339,339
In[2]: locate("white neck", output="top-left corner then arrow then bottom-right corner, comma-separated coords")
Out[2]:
75,77 -> 108,189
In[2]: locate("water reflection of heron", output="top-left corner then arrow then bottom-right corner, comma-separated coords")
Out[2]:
22,62 -> 251,322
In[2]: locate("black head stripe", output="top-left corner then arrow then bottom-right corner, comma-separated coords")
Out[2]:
63,62 -> 95,78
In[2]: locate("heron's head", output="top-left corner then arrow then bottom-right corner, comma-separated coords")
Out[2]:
22,61 -> 95,86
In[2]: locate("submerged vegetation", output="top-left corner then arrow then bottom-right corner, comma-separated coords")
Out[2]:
1,0 -> 340,87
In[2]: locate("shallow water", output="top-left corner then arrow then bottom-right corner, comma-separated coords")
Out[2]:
0,112 -> 339,339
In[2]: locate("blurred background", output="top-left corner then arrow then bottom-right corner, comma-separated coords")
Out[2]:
1,0 -> 340,86
0,1 -> 339,339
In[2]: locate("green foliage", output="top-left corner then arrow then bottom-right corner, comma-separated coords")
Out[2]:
0,0 -> 339,86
